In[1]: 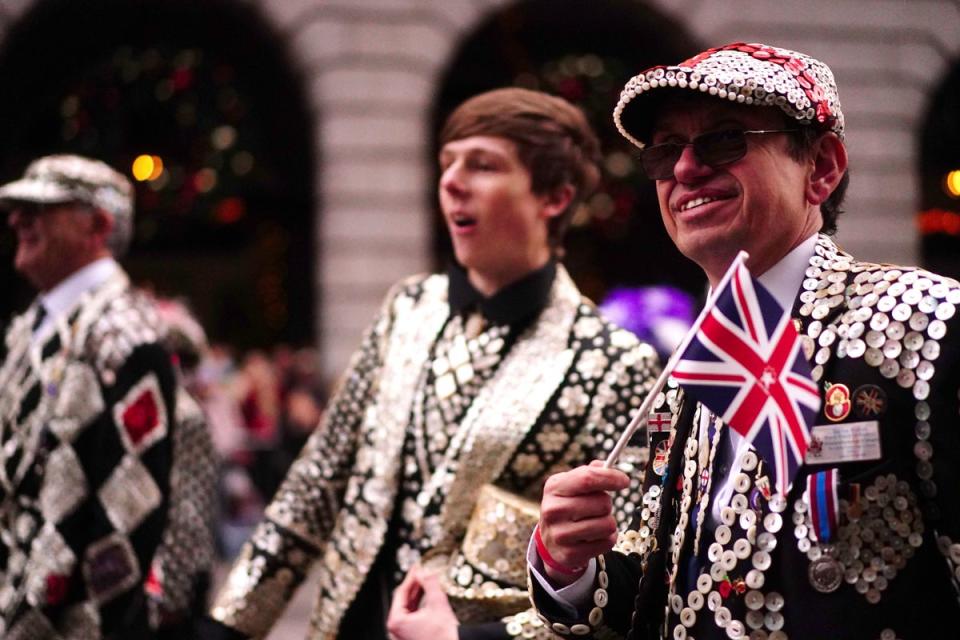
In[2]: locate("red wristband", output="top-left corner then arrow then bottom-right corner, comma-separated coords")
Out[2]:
534,525 -> 584,576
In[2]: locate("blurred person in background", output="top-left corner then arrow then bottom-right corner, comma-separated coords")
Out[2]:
200,87 -> 660,640
268,346 -> 328,499
194,343 -> 247,462
151,296 -> 218,638
0,154 -> 184,638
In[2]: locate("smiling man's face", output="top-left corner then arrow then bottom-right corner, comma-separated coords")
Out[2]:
651,96 -> 822,285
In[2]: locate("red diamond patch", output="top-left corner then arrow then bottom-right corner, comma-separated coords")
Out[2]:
46,573 -> 69,605
113,374 -> 168,454
122,390 -> 159,445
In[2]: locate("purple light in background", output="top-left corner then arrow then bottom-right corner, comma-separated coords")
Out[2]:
599,286 -> 696,359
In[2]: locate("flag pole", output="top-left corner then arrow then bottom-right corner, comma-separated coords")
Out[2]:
604,251 -> 749,468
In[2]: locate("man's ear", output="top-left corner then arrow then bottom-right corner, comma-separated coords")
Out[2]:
90,208 -> 115,244
540,184 -> 576,220
806,133 -> 847,207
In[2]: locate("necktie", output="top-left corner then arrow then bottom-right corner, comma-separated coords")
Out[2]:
685,410 -> 732,592
31,304 -> 47,333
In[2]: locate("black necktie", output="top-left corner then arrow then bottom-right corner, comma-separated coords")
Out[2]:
31,304 -> 47,332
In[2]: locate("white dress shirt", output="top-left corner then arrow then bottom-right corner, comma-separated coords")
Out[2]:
34,257 -> 121,342
528,234 -> 818,612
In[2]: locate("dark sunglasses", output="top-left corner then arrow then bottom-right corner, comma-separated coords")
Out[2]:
639,129 -> 798,180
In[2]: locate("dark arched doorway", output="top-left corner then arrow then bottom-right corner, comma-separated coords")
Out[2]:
431,0 -> 703,305
0,0 -> 315,350
919,59 -> 960,279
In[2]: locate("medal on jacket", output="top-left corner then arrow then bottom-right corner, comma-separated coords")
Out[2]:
806,468 -> 842,593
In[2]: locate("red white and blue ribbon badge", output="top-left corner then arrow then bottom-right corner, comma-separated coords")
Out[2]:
807,468 -> 840,543
671,256 -> 820,497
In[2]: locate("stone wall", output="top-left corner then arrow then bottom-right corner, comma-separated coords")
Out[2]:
1,0 -> 957,377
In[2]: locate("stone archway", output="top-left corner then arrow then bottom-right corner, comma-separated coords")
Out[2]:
0,0 -> 315,351
272,0 -> 701,374
277,1 -> 518,374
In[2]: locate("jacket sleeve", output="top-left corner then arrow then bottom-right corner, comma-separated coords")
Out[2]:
147,387 -> 218,630
501,328 -> 662,640
523,378 -> 690,640
206,286 -> 401,639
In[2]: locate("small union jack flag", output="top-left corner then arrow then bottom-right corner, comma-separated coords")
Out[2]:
671,256 -> 820,496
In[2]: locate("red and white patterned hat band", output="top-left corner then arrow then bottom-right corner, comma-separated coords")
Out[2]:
614,42 -> 844,150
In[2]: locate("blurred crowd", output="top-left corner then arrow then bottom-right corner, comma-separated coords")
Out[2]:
156,298 -> 328,560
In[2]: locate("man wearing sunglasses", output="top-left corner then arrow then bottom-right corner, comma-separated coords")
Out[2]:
0,155 -> 216,639
528,42 -> 960,639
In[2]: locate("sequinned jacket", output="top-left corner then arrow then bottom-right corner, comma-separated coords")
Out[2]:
150,386 -> 218,634
210,265 -> 660,639
531,235 -> 960,640
0,270 -> 184,639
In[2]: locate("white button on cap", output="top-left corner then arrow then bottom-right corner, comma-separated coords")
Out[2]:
765,591 -> 784,611
752,550 -> 771,570
763,513 -> 783,533
716,525 -> 732,544
671,594 -> 684,613
764,611 -> 784,631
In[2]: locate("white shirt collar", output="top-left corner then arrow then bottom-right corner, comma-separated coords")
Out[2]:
37,257 -> 120,333
756,234 -> 818,312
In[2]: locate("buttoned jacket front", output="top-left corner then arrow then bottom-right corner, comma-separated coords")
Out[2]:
531,235 -> 960,640
211,266 -> 660,639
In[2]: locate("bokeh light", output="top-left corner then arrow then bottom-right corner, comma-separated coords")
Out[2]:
945,170 -> 960,198
132,154 -> 164,181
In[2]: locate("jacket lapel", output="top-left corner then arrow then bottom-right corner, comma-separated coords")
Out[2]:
437,266 -> 579,544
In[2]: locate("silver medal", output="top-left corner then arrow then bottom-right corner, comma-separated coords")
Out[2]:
808,556 -> 843,593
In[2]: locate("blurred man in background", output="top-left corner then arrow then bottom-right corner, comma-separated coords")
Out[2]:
0,154 -> 213,638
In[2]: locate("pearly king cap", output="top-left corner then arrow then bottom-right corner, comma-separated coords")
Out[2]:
0,154 -> 134,221
614,42 -> 844,150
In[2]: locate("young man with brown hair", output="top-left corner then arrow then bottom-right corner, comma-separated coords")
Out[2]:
202,87 -> 660,639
